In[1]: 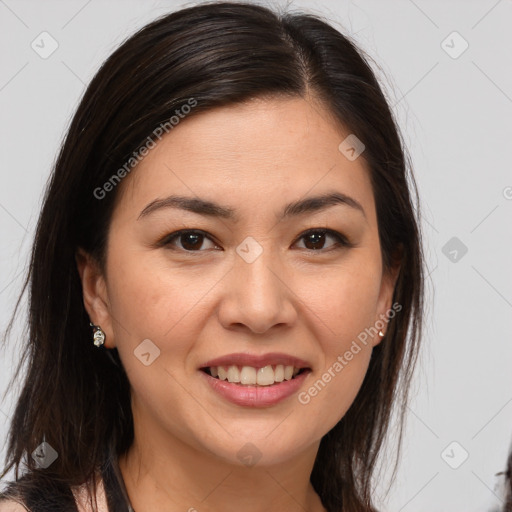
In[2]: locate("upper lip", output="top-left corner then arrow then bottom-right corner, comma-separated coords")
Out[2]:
200,352 -> 312,370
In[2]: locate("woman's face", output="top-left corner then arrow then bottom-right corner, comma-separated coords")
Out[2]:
81,96 -> 397,467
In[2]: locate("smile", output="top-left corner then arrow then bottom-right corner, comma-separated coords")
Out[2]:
202,364 -> 308,386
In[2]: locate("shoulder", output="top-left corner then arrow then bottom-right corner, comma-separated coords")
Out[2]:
0,480 -> 109,512
0,497 -> 30,511
0,467 -> 109,512
70,478 -> 109,512
0,472 -> 79,511
0,482 -> 30,512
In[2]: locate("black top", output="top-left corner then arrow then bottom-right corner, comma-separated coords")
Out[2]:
0,448 -> 135,512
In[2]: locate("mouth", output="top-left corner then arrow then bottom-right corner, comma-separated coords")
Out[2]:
198,353 -> 313,407
200,365 -> 311,387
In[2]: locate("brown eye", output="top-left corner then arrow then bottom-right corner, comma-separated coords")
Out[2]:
294,229 -> 350,251
159,228 -> 351,253
161,230 -> 219,252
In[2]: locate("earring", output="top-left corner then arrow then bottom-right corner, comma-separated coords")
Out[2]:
90,322 -> 106,347
378,330 -> 385,338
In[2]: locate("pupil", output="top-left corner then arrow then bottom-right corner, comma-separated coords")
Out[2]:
182,233 -> 202,250
305,232 -> 325,250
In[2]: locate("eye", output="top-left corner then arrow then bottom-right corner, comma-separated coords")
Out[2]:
160,229 -> 220,252
293,229 -> 351,251
159,228 -> 351,253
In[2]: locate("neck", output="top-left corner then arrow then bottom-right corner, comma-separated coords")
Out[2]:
117,415 -> 326,512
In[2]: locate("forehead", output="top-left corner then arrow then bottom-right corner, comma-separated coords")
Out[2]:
114,96 -> 376,224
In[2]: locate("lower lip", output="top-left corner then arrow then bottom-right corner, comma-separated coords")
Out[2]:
199,369 -> 310,407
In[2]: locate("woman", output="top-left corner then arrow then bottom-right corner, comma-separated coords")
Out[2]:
0,2 -> 424,511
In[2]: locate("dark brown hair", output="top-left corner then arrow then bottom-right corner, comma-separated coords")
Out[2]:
0,2 -> 424,511
500,450 -> 512,511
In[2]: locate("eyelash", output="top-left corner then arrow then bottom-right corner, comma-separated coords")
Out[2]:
158,228 -> 353,253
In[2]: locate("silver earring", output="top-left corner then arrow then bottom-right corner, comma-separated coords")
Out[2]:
378,330 -> 385,337
90,322 -> 106,347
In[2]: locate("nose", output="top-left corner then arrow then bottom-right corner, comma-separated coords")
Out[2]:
217,246 -> 297,335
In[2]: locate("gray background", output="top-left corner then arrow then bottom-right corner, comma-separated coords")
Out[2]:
1,0 -> 511,510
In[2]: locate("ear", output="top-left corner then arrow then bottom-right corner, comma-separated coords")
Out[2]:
372,254 -> 401,347
75,248 -> 116,348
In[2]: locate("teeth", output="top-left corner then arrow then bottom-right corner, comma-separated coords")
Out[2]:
208,365 -> 303,386
240,366 -> 257,385
218,366 -> 227,380
227,365 -> 240,383
257,365 -> 274,386
284,365 -> 294,380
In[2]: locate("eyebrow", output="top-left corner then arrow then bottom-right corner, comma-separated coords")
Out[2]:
137,191 -> 366,221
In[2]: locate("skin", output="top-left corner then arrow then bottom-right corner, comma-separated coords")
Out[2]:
77,95 -> 398,512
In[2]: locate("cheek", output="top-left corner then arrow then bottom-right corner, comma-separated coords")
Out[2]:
297,256 -> 382,345
104,248 -> 202,370
296,350 -> 372,438
295,264 -> 380,430
292,253 -> 381,424
104,259 -> 200,414
106,246 -> 201,332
